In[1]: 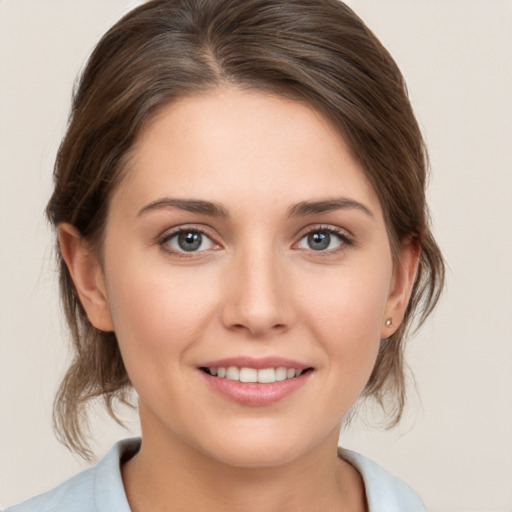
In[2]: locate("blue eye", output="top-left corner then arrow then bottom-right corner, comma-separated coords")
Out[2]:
163,229 -> 216,253
297,229 -> 348,251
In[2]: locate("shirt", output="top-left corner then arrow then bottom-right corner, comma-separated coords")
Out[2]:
5,438 -> 426,511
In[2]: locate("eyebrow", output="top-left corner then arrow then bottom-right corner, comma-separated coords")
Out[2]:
137,196 -> 373,219
287,198 -> 374,218
137,198 -> 229,218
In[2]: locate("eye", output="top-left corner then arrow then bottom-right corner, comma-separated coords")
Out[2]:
296,228 -> 352,252
162,228 -> 217,253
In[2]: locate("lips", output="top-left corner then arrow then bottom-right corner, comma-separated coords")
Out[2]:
198,357 -> 313,406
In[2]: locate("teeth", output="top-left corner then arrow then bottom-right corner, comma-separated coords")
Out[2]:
226,366 -> 239,380
275,367 -> 287,381
257,368 -> 275,383
239,367 -> 258,383
208,366 -> 306,383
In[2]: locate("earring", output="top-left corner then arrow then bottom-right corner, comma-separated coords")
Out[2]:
385,318 -> 392,327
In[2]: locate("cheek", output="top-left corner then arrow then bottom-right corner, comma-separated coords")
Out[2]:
105,255 -> 221,368
298,260 -> 391,369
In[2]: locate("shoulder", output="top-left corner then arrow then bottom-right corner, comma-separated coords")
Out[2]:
339,448 -> 426,512
4,438 -> 140,512
4,466 -> 97,512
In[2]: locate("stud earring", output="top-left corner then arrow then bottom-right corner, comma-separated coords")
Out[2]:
385,318 -> 392,327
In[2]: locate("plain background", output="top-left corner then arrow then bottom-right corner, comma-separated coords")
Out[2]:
1,1 -> 511,510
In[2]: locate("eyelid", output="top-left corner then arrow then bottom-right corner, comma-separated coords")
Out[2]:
294,223 -> 354,240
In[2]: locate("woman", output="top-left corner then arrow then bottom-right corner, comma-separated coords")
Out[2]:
6,0 -> 444,510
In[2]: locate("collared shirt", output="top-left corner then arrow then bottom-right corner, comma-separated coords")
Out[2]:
5,438 -> 426,512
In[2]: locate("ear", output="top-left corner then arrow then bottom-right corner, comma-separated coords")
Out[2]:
381,237 -> 420,338
58,223 -> 114,332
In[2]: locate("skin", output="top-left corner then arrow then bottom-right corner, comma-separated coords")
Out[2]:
59,87 -> 419,511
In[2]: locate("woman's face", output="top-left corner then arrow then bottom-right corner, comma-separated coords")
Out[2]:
72,87 -> 415,467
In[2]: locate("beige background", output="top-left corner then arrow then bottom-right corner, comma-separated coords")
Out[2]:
1,1 -> 511,510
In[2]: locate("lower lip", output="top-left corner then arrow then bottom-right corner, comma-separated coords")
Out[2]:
200,371 -> 311,406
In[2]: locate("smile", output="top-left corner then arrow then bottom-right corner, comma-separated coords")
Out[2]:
202,366 -> 307,383
198,358 -> 313,406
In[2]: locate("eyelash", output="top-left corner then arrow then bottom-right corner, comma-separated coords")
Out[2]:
158,224 -> 355,258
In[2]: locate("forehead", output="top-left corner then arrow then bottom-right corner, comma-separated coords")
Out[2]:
113,86 -> 382,219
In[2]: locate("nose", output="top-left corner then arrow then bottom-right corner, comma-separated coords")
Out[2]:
220,246 -> 296,338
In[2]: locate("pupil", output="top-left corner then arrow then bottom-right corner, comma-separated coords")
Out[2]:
178,232 -> 202,251
308,232 -> 330,250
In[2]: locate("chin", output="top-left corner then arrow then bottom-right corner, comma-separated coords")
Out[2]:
206,443 -> 302,469
192,422 -> 325,469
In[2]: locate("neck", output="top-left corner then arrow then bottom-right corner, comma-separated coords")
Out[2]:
122,423 -> 366,512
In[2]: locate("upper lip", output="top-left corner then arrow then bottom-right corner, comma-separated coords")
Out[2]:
198,356 -> 311,370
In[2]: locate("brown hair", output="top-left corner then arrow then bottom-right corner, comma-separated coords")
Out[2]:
48,0 -> 444,458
